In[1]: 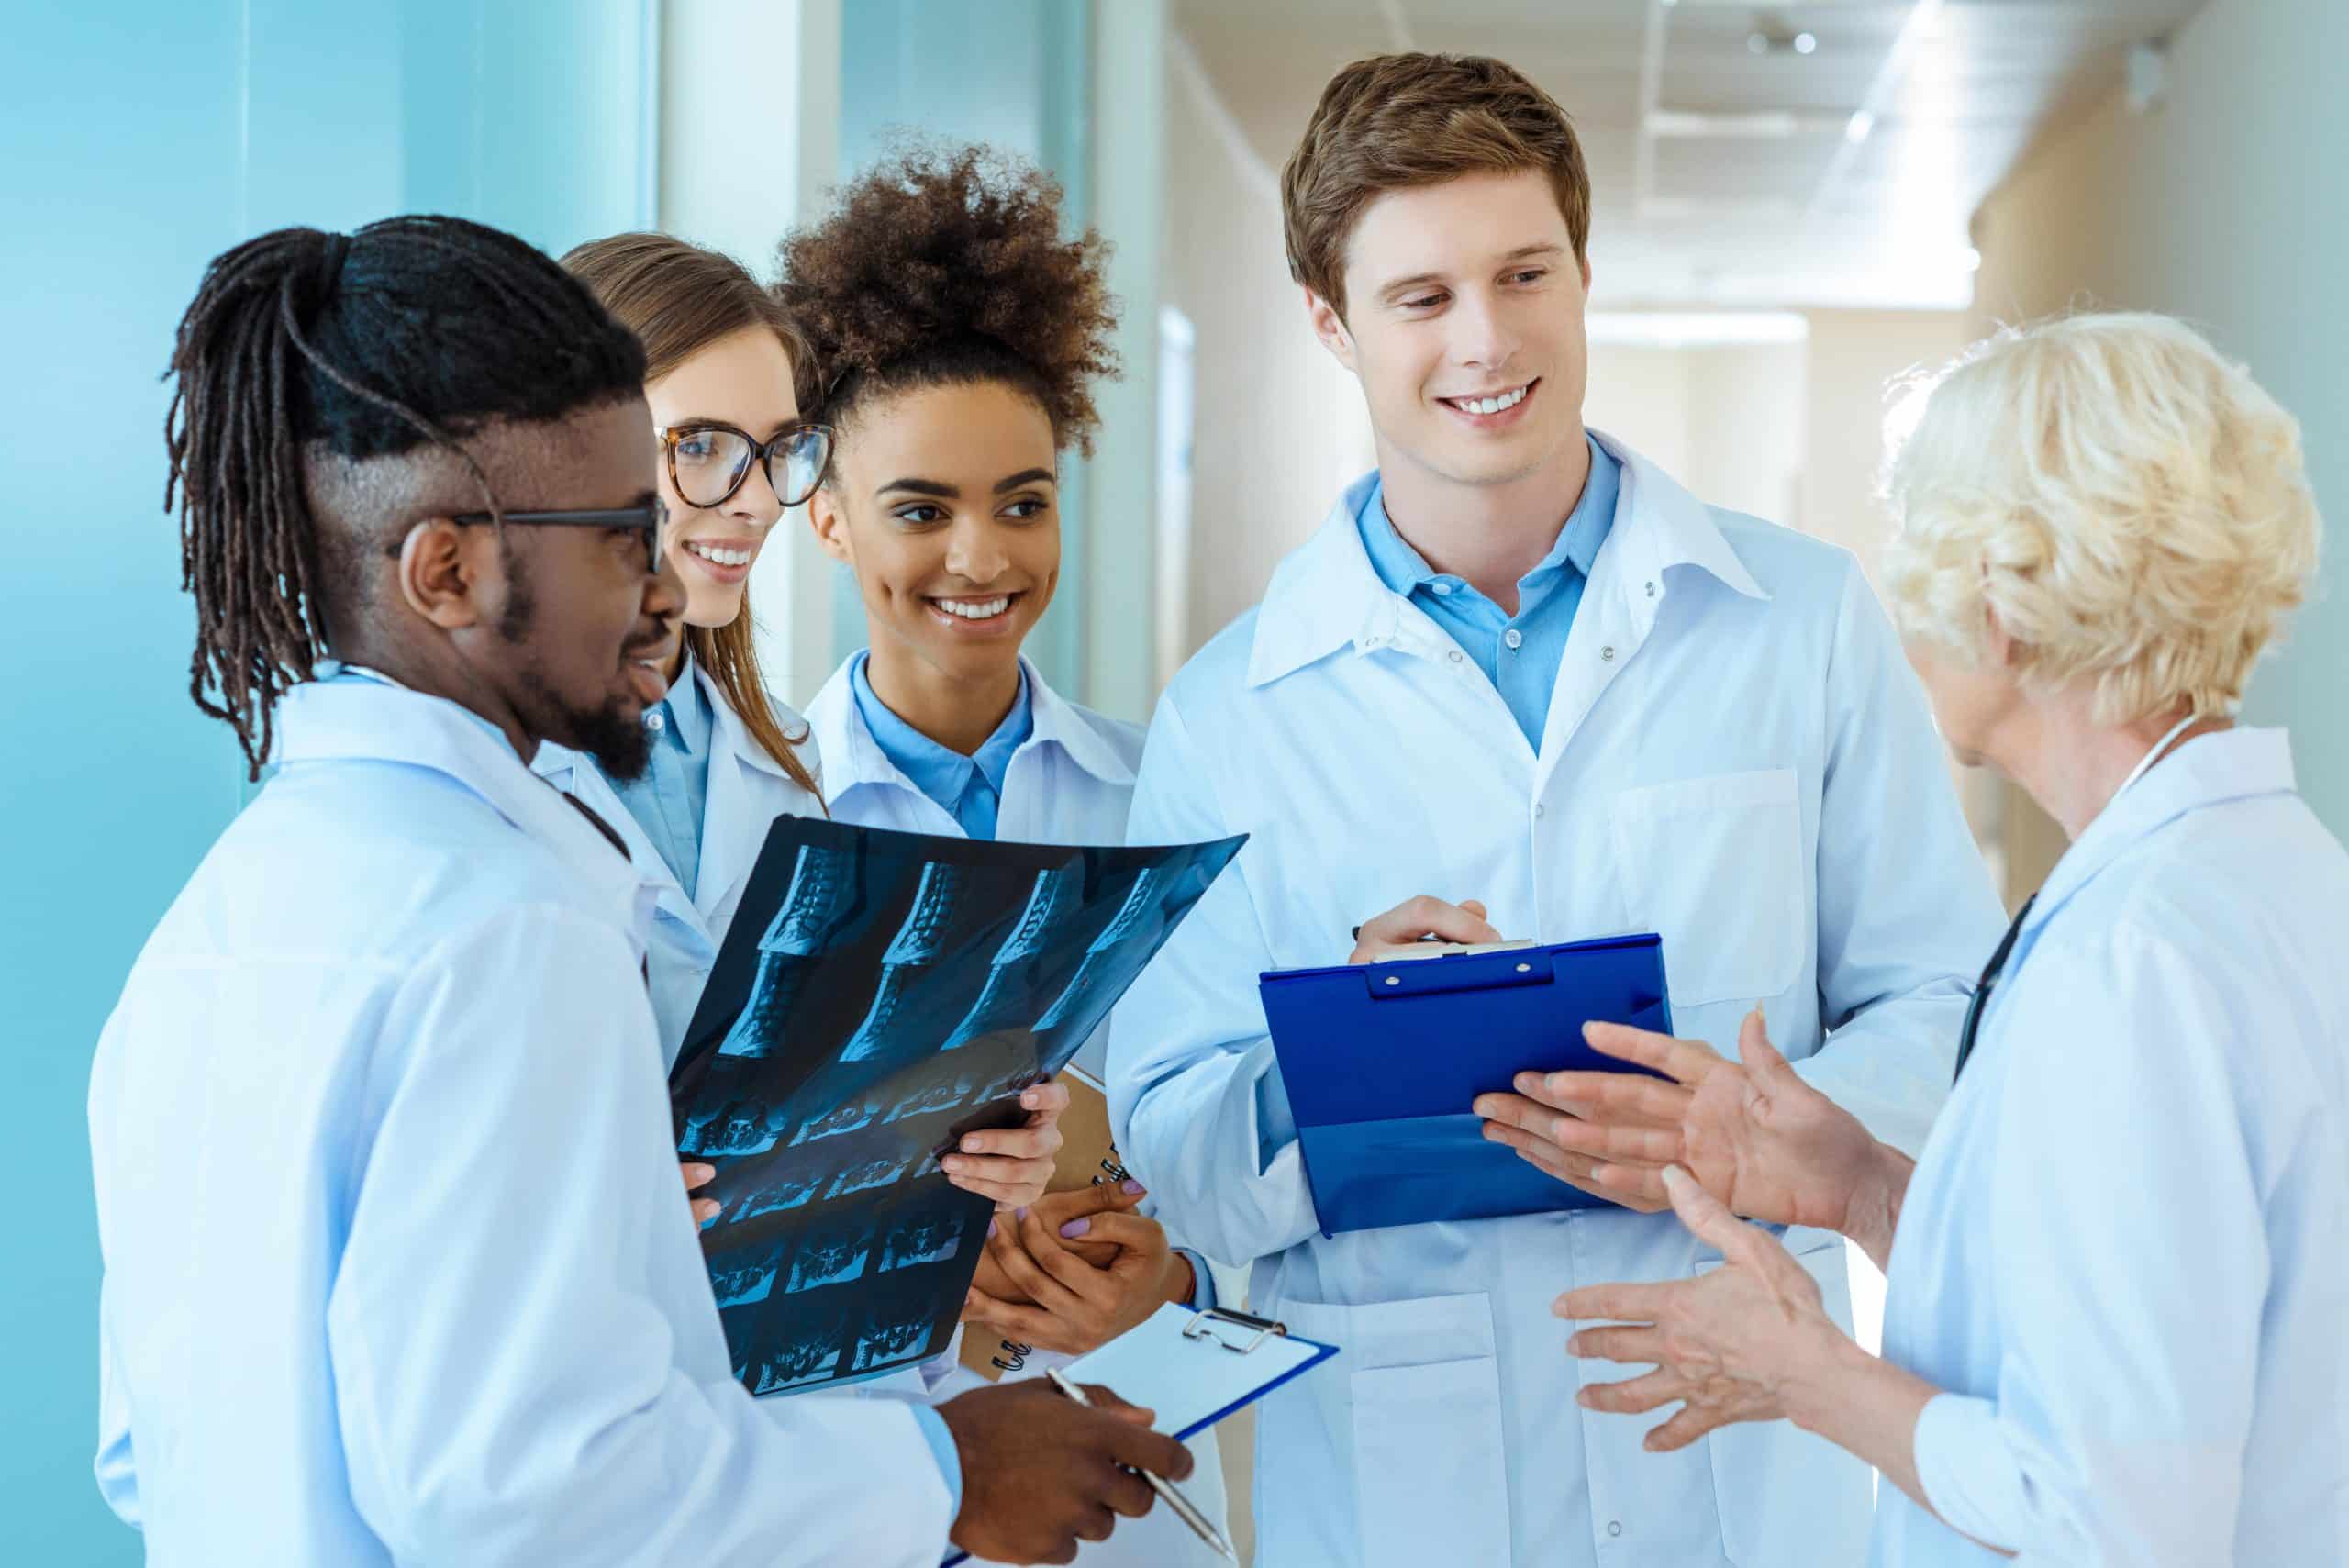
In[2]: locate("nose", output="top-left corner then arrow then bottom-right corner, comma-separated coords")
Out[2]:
942,514 -> 1009,584
1450,285 -> 1520,373
728,454 -> 785,527
644,539 -> 687,621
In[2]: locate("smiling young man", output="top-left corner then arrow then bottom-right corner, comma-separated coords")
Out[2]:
1107,53 -> 2008,1567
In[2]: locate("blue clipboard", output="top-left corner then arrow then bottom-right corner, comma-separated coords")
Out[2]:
1259,934 -> 1673,1235
941,1304 -> 1336,1565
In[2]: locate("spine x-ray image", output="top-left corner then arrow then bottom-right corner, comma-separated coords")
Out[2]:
671,817 -> 1244,1395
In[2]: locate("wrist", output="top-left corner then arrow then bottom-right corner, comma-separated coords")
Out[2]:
1166,1251 -> 1196,1307
1776,1316 -> 1874,1438
1841,1141 -> 1911,1260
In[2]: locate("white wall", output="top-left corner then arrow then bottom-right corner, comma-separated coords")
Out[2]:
1163,34 -> 1375,663
1970,0 -> 2349,877
660,0 -> 842,707
1585,339 -> 1806,524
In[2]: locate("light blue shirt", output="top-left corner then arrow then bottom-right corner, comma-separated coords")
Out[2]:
1876,727 -> 2349,1566
91,678 -> 963,1564
610,654 -> 715,899
1356,431 -> 1617,750
1109,439 -> 2004,1565
849,651 -> 1033,841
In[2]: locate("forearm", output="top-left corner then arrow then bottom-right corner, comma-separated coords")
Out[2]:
1781,1329 -> 2014,1561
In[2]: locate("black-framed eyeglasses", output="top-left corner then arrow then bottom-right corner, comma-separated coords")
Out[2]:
451,501 -> 669,573
1953,894 -> 2036,1083
658,422 -> 831,509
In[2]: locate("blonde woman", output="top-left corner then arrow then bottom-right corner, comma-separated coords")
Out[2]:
1485,314 -> 2343,1565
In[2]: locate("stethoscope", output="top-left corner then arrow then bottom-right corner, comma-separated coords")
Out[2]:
1951,710 -> 2206,1082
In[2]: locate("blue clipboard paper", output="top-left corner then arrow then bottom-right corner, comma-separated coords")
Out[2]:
1259,934 -> 1673,1235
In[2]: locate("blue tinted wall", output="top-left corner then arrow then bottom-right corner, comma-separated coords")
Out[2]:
0,1 -> 651,1556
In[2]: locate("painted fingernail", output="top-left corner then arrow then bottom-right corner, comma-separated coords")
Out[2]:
1060,1218 -> 1091,1238
1120,1179 -> 1145,1195
987,1218 -> 997,1239
1015,1207 -> 1030,1222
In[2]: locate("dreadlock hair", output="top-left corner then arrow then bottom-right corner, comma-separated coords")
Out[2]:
774,144 -> 1120,466
162,215 -> 647,776
561,232 -> 821,802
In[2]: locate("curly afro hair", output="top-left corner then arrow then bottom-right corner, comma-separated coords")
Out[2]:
775,145 -> 1119,458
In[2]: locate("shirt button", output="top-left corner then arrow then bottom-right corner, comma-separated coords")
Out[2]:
1600,645 -> 1616,662
1503,628 -> 1524,651
1608,1521 -> 1623,1538
645,709 -> 667,732
1432,582 -> 1454,596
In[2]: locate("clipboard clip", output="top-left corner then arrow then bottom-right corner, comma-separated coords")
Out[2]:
1181,1307 -> 1289,1356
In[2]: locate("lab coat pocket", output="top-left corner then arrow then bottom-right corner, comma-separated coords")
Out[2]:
1272,1291 -> 1510,1568
1609,768 -> 1804,1007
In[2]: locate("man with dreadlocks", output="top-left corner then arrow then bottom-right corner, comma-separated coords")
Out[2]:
87,216 -> 1191,1568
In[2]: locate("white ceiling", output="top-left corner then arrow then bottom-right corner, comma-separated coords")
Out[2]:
1173,0 -> 2208,309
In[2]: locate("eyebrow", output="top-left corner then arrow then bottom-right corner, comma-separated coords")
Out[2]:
1375,243 -> 1568,305
671,416 -> 799,438
876,469 -> 1058,501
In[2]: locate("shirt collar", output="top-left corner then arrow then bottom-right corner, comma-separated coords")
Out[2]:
847,651 -> 1033,808
1359,432 -> 1618,598
816,652 -> 1134,800
2020,726 -> 2299,940
1247,429 -> 1760,688
273,675 -> 652,919
649,651 -> 713,758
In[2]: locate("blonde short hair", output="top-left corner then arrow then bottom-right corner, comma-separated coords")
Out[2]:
1881,312 -> 2321,724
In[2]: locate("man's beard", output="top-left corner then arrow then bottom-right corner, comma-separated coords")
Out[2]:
498,546 -> 654,783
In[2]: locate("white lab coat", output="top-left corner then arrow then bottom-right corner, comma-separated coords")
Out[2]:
807,652 -> 1237,1568
1876,727 -> 2349,1566
88,678 -> 952,1568
1108,436 -> 2008,1567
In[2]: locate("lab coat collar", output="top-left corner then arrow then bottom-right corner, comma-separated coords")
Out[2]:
2021,725 -> 2298,940
811,653 -> 1134,802
274,676 -> 651,919
1245,431 -> 1765,689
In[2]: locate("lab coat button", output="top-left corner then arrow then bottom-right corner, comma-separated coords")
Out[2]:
1447,649 -> 1464,663
1533,804 -> 1546,819
1645,580 -> 1656,597
1608,1521 -> 1623,1538
1600,645 -> 1616,662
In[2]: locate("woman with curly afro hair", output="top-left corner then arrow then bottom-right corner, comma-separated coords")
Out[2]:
785,146 -> 1236,1568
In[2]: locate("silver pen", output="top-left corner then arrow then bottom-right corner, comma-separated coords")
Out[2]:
1044,1366 -> 1240,1563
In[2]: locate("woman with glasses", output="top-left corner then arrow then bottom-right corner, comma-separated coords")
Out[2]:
782,148 -> 1236,1567
1480,314 -> 2345,1566
544,231 -> 1069,1233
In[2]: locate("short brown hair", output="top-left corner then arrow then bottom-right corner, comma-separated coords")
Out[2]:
1282,53 -> 1591,316
562,232 -> 820,802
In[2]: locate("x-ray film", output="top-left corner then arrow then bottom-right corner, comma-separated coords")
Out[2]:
673,817 -> 1244,1396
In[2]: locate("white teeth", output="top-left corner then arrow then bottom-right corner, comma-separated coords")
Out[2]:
686,541 -> 752,567
933,595 -> 1011,620
1452,385 -> 1529,416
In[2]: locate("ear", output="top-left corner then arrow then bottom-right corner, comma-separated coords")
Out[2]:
1983,603 -> 2018,669
395,518 -> 489,630
1579,251 -> 1595,296
1304,287 -> 1358,373
807,485 -> 854,567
